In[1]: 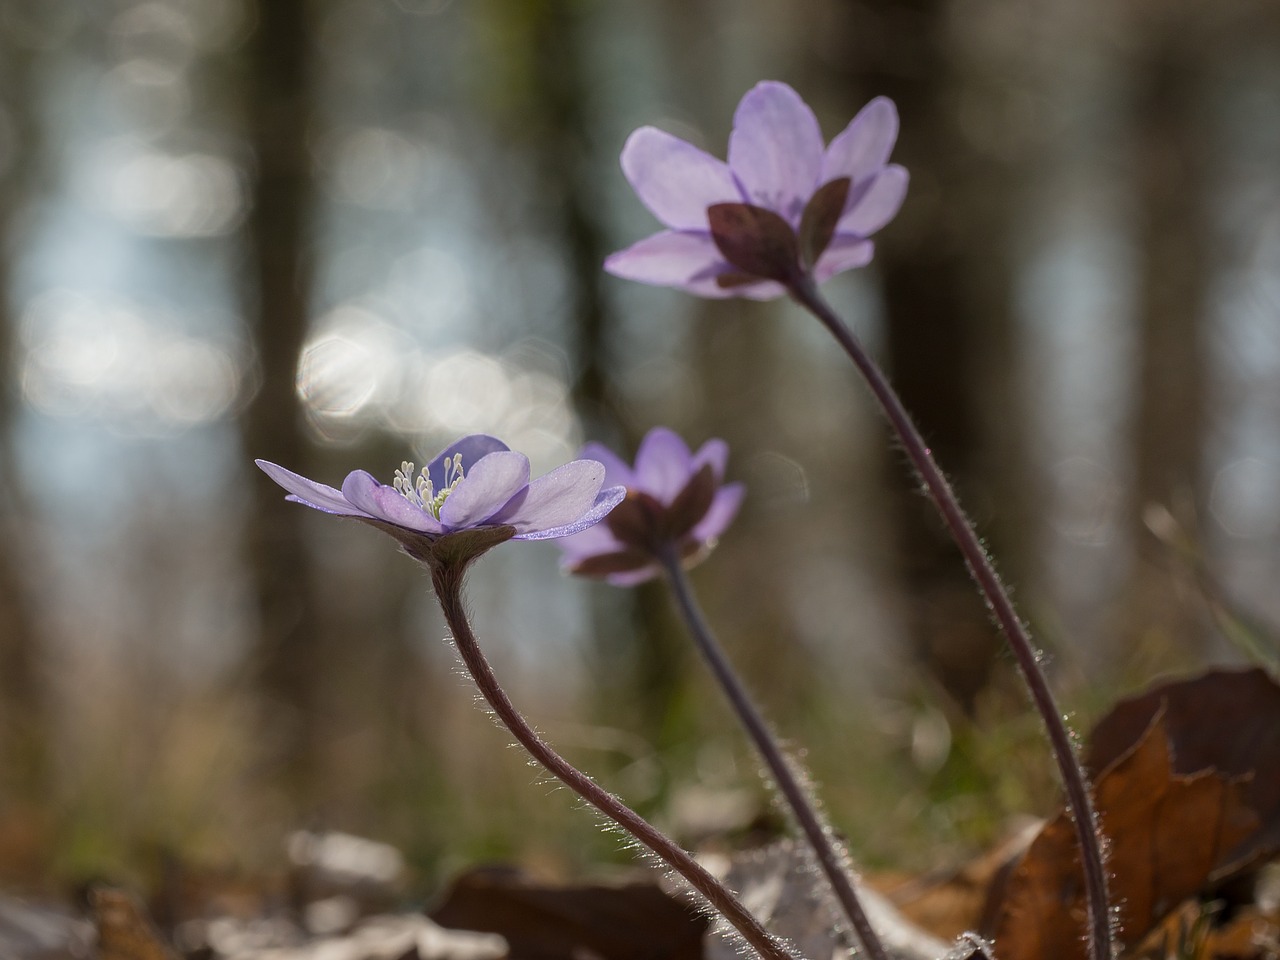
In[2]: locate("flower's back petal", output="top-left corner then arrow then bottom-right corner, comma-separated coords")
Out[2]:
733,279 -> 789,301
491,459 -> 605,535
690,482 -> 745,544
621,127 -> 741,230
605,230 -> 725,287
511,484 -> 628,541
605,231 -> 789,300
728,82 -> 824,223
256,460 -> 364,516
440,450 -> 531,529
603,564 -> 662,587
838,165 -> 908,237
341,470 -> 444,534
692,438 -> 730,480
814,236 -> 875,282
579,442 -> 635,489
427,435 -> 510,490
556,521 -> 628,564
634,427 -> 693,503
820,97 -> 899,187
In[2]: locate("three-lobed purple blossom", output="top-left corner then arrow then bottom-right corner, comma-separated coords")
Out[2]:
557,427 -> 745,586
257,435 -> 626,566
605,81 -> 908,300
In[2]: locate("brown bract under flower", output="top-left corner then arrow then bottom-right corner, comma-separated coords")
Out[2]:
708,177 -> 851,289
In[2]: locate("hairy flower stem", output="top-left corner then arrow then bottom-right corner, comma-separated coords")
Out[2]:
429,562 -> 802,960
660,549 -> 891,960
788,276 -> 1114,960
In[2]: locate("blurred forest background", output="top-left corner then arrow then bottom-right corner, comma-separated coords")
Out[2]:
1,0 -> 1279,898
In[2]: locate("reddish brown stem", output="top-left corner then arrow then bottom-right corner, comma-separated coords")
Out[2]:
789,276 -> 1114,960
660,549 -> 890,960
430,562 -> 802,960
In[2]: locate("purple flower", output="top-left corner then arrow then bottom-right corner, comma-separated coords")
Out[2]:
605,81 -> 907,300
556,427 -> 746,586
256,434 -> 626,567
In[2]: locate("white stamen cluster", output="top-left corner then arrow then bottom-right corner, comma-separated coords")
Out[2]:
393,453 -> 465,519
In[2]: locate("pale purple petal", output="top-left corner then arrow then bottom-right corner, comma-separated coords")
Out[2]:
512,484 -> 627,541
837,165 -> 908,237
691,438 -> 730,481
426,435 -> 510,490
605,230 -> 726,287
634,427 -> 693,503
620,127 -> 741,230
603,564 -> 662,587
439,451 -> 531,529
814,236 -> 875,282
731,279 -> 789,301
341,470 -> 444,534
579,442 -> 635,489
255,460 -> 364,517
690,483 -> 745,543
820,97 -> 899,187
684,274 -> 787,300
604,231 -> 788,300
728,81 -> 824,223
491,459 -> 606,534
555,521 -> 627,564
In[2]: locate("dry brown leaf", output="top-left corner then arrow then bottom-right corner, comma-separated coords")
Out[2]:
90,887 -> 178,960
986,711 -> 1260,960
1133,900 -> 1280,960
1086,667 -> 1280,876
873,819 -> 1041,941
429,866 -> 705,960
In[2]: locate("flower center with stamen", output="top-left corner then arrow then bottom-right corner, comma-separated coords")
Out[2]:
393,453 -> 466,519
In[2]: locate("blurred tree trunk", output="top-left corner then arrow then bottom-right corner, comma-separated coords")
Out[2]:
236,0 -> 326,796
1123,14 -> 1213,651
820,0 -> 1032,712
479,0 -> 688,750
660,2 -> 831,733
519,1 -> 619,444
0,12 -> 47,800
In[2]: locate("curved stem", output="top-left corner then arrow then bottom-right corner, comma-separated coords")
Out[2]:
430,563 -> 802,960
660,549 -> 891,960
788,276 -> 1113,960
